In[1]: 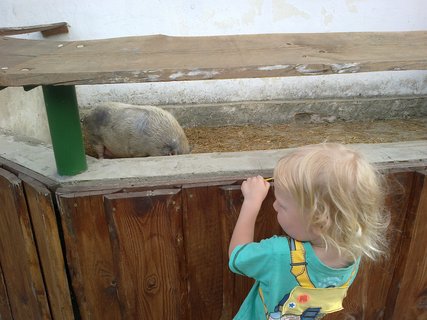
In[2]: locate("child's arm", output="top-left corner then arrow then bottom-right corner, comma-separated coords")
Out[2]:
228,176 -> 270,257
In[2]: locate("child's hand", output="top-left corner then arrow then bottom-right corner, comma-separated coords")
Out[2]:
241,176 -> 271,207
229,176 -> 270,257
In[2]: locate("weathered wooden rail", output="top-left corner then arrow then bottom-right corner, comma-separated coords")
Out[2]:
1,31 -> 427,175
0,22 -> 68,37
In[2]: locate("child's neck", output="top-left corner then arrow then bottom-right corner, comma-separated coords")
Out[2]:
311,242 -> 352,269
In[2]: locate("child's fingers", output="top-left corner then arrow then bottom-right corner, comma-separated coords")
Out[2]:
243,176 -> 271,190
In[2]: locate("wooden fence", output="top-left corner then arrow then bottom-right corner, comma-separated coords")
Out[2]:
0,162 -> 426,319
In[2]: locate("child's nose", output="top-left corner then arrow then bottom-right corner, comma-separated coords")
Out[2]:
273,200 -> 278,212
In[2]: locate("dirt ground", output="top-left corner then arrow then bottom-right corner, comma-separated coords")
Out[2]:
184,118 -> 427,154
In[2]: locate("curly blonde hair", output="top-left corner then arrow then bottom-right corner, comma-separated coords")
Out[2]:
273,143 -> 390,262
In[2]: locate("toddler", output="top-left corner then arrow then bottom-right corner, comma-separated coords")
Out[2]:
228,143 -> 389,319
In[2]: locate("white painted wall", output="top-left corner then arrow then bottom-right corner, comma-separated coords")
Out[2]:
1,0 -> 427,142
3,0 -> 427,39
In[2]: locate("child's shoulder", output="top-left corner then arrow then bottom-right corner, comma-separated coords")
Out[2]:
261,235 -> 291,253
263,235 -> 289,244
230,236 -> 294,262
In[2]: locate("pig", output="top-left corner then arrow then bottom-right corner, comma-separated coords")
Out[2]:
81,102 -> 190,159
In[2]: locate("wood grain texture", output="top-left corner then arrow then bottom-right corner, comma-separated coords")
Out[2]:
0,168 -> 51,319
392,171 -> 427,320
182,186 -> 224,319
104,189 -> 189,319
0,264 -> 13,320
21,175 -> 74,320
0,22 -> 68,36
1,31 -> 426,87
57,190 -> 122,320
219,185 -> 246,319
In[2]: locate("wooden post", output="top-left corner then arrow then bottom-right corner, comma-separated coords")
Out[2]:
42,85 -> 87,176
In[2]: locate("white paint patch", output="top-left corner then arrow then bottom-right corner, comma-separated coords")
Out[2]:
321,7 -> 334,26
147,74 -> 161,81
169,71 -> 186,80
346,0 -> 363,13
331,63 -> 360,73
131,71 -> 141,78
169,70 -> 219,80
258,65 -> 291,71
272,0 -> 310,21
242,0 -> 263,25
136,69 -> 161,81
187,69 -> 220,78
296,64 -> 328,75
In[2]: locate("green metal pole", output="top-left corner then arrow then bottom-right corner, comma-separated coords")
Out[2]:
42,85 -> 87,176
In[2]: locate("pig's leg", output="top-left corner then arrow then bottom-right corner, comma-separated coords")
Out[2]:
93,144 -> 105,159
103,148 -> 115,159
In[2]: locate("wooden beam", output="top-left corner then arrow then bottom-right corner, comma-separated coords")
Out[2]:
1,31 -> 426,87
0,22 -> 68,37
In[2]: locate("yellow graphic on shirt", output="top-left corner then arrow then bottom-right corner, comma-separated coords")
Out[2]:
258,239 -> 356,320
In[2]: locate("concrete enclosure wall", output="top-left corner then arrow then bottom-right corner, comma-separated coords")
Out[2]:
1,0 -> 427,142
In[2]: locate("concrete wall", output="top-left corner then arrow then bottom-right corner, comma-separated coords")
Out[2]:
1,0 -> 427,142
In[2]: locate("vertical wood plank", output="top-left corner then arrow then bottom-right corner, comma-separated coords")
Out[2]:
219,185 -> 247,320
0,168 -> 51,319
182,186 -> 224,319
57,190 -> 122,319
21,175 -> 74,320
392,171 -> 427,319
0,264 -> 13,320
327,171 -> 416,319
219,183 -> 282,318
104,189 -> 188,319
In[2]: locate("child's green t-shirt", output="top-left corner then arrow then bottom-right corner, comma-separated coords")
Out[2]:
228,236 -> 359,320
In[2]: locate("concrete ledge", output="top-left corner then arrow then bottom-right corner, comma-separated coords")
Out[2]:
0,132 -> 426,189
163,96 -> 427,127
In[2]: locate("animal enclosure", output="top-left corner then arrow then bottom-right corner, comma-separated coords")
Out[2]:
1,30 -> 427,319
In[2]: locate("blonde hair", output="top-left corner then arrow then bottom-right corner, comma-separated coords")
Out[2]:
273,143 -> 390,262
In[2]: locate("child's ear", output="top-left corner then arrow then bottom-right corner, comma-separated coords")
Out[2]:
312,225 -> 323,237
313,215 -> 331,235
